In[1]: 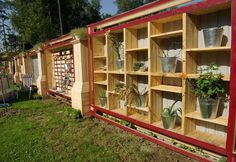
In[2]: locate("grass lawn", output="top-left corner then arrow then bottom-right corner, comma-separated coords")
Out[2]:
0,96 -> 196,162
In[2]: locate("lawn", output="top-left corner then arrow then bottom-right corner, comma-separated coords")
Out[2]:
0,97 -> 196,162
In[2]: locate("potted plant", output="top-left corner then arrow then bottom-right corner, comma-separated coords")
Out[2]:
107,32 -> 124,71
189,64 -> 225,119
133,62 -> 144,71
99,89 -> 107,108
114,82 -> 125,109
161,100 -> 181,129
160,42 -> 181,73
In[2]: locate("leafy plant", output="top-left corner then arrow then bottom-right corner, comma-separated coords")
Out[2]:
133,62 -> 144,71
189,64 -> 225,99
107,32 -> 123,60
114,82 -> 125,93
161,99 -> 182,118
99,89 -> 106,98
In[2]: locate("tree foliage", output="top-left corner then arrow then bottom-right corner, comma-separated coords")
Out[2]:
5,0 -> 102,51
114,0 -> 157,14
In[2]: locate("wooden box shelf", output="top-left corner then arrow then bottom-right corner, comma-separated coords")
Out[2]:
90,1 -> 233,156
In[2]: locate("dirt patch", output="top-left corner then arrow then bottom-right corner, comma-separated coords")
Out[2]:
0,109 -> 20,118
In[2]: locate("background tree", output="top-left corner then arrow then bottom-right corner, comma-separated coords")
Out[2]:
114,0 -> 157,14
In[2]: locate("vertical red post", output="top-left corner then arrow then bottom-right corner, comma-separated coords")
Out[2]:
226,0 -> 236,161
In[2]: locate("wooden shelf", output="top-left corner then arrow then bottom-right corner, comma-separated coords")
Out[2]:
111,108 -> 126,116
108,91 -> 119,95
108,70 -> 124,74
186,46 -> 231,52
127,71 -> 148,76
128,105 -> 149,112
152,121 -> 182,134
187,74 -> 230,81
129,113 -> 149,124
151,72 -> 182,78
94,80 -> 107,86
94,70 -> 107,74
186,130 -> 226,148
126,47 -> 148,52
185,111 -> 228,126
151,85 -> 182,93
150,30 -> 183,39
94,56 -> 106,59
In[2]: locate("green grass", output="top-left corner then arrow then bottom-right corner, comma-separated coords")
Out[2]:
0,97 -> 195,162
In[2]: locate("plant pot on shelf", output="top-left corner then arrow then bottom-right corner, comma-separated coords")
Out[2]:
161,114 -> 176,129
198,97 -> 220,119
203,27 -> 224,47
160,57 -> 177,73
116,59 -> 124,71
120,100 -> 125,109
99,97 -> 107,108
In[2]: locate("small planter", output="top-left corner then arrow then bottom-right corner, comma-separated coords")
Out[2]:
116,59 -> 124,71
120,100 -> 125,109
161,115 -> 176,129
203,27 -> 224,47
199,97 -> 220,119
136,95 -> 147,107
99,97 -> 107,107
160,57 -> 177,73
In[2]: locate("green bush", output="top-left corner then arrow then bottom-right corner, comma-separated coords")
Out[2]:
64,107 -> 83,119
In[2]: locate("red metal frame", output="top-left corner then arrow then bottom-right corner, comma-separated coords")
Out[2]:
88,0 -> 235,160
47,89 -> 71,100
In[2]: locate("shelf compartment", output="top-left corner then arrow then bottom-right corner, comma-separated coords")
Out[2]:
111,108 -> 126,116
187,74 -> 230,81
127,71 -> 148,76
150,30 -> 183,39
185,111 -> 228,126
126,47 -> 148,52
186,46 -> 231,52
152,121 -> 182,134
151,85 -> 182,93
94,80 -> 107,86
186,130 -> 226,148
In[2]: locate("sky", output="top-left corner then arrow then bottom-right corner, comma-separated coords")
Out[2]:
100,0 -> 118,15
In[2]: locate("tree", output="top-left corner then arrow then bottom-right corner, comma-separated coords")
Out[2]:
114,0 -> 158,14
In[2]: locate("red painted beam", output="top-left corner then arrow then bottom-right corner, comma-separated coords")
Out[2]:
226,0 -> 236,161
47,89 -> 71,100
45,39 -> 73,51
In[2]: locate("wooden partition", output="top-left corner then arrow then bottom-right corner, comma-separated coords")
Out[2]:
89,0 -> 235,160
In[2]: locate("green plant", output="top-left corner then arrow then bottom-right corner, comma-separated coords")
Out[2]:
161,100 -> 182,118
189,64 -> 225,99
107,32 -> 123,60
133,62 -> 144,71
32,94 -> 43,100
70,28 -> 87,40
114,82 -> 125,93
99,89 -> 107,98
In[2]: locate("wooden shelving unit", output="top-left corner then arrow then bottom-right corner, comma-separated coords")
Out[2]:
91,5 -> 232,153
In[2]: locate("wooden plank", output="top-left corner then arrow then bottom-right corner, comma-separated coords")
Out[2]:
108,70 -> 124,74
94,56 -> 106,59
150,30 -> 183,39
111,108 -> 126,116
151,72 -> 182,78
95,0 -> 192,30
151,85 -> 182,93
94,70 -> 107,74
128,105 -> 149,112
187,74 -> 230,81
126,71 -> 148,76
185,111 -> 228,126
152,121 -> 183,134
126,47 -> 148,52
186,46 -> 231,52
129,113 -> 150,124
94,80 -> 107,86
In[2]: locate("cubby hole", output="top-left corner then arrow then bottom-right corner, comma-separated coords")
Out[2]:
94,84 -> 107,109
108,93 -> 126,115
151,90 -> 182,133
94,59 -> 107,71
107,31 -> 124,72
150,36 -> 182,74
126,50 -> 148,74
93,36 -> 106,56
125,24 -> 148,50
186,9 -> 231,49
94,73 -> 107,84
108,74 -> 125,92
150,14 -> 183,36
